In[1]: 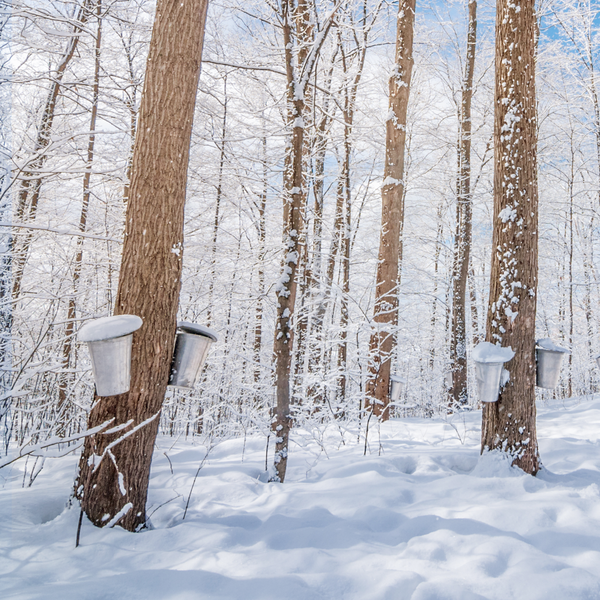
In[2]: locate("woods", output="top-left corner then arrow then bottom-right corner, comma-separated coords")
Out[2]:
2,0 -> 600,533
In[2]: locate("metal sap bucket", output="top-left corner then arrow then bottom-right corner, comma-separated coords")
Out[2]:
596,353 -> 600,369
472,342 -> 515,403
78,314 -> 143,397
169,322 -> 218,388
389,374 -> 406,402
475,361 -> 505,403
536,339 -> 570,389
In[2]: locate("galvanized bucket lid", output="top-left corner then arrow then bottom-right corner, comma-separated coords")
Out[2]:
177,321 -> 218,342
78,314 -> 143,343
390,374 -> 407,384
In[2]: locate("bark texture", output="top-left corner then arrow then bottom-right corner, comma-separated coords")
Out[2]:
272,0 -> 338,482
450,0 -> 477,408
481,0 -> 540,474
366,0 -> 415,420
76,0 -> 209,531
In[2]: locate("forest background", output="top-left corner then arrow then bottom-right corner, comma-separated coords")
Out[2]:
0,0 -> 599,461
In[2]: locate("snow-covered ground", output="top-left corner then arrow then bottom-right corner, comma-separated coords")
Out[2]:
2,396 -> 600,599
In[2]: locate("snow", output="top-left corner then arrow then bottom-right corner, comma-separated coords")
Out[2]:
472,341 -> 515,363
78,315 -> 143,343
537,338 -> 571,354
177,322 -> 218,342
2,396 -> 600,599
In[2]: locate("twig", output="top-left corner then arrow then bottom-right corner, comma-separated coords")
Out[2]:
182,446 -> 212,520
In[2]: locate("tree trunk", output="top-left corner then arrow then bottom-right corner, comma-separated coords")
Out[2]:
57,0 -> 103,434
12,0 -> 94,301
271,0 -> 339,482
207,74 -> 228,327
366,0 -> 415,420
480,0 -> 540,475
76,0 -> 210,531
254,133 -> 268,384
449,0 -> 477,408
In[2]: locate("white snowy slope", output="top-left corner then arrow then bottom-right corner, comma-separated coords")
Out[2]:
1,396 -> 600,600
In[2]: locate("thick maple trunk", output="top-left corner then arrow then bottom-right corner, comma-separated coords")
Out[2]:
366,0 -> 415,420
481,0 -> 540,474
449,0 -> 477,408
76,0 -> 209,531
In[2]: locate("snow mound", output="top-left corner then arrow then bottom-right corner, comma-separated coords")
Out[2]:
470,450 -> 524,478
472,341 -> 515,363
537,338 -> 571,354
78,314 -> 143,342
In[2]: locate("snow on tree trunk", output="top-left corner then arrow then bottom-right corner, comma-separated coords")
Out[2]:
480,0 -> 540,475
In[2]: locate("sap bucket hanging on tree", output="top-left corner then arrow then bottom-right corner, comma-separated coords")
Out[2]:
78,315 -> 143,397
389,374 -> 407,402
536,338 -> 570,389
169,322 -> 218,388
472,342 -> 515,403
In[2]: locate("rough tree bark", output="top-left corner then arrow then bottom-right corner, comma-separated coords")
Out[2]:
449,0 -> 477,408
76,0 -> 210,531
365,0 -> 415,420
481,0 -> 540,475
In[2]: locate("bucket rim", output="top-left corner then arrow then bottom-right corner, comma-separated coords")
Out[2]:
177,321 -> 218,342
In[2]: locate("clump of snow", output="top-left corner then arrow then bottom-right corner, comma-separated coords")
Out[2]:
78,315 -> 142,343
470,450 -> 524,478
472,341 -> 515,363
177,322 -> 218,342
536,338 -> 571,354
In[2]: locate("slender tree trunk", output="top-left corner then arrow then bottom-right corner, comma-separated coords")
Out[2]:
207,74 -> 228,326
12,0 -> 94,300
429,206 -> 444,371
568,130 -> 574,397
480,0 -> 540,475
254,134 -> 268,384
57,0 -> 103,434
76,0 -> 210,531
366,0 -> 415,420
450,0 -> 477,408
271,0 -> 339,482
